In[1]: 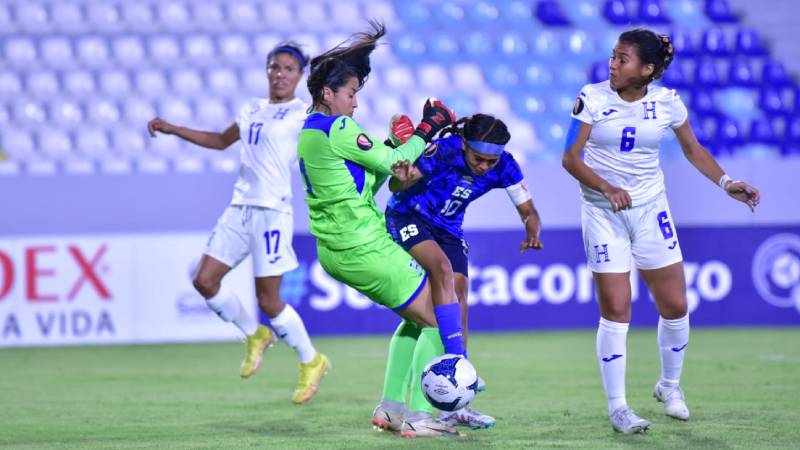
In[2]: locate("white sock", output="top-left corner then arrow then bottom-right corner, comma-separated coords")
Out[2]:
657,314 -> 689,386
206,284 -> 258,336
597,317 -> 629,415
270,304 -> 316,363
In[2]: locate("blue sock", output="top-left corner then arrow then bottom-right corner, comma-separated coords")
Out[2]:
434,303 -> 465,356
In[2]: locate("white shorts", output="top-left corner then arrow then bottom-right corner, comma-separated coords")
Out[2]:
581,192 -> 683,273
204,205 -> 299,278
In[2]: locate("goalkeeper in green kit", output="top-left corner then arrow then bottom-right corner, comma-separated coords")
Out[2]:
297,22 -> 469,438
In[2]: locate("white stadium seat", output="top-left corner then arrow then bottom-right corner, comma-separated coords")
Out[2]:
40,37 -> 74,68
76,36 -> 111,68
170,68 -> 205,96
135,69 -> 169,98
63,70 -> 97,97
50,2 -> 84,33
113,36 -> 146,68
99,70 -> 133,98
49,99 -> 84,128
26,71 -> 60,99
5,37 -> 38,69
16,2 -> 49,33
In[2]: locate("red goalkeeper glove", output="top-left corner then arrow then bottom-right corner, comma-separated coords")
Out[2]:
414,98 -> 456,143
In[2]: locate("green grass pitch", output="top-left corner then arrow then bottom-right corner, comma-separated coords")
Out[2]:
1,328 -> 798,449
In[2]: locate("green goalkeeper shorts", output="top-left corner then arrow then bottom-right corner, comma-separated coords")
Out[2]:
317,234 -> 428,310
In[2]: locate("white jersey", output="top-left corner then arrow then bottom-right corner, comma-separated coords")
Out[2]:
231,97 -> 308,212
571,81 -> 688,208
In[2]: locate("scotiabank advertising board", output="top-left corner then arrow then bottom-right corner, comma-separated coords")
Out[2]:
0,234 -> 256,347
1,227 -> 799,347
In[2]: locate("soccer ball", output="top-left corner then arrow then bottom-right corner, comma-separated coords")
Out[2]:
421,354 -> 478,412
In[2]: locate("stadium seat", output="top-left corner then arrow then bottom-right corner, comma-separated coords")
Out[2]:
758,88 -> 790,116
432,2 -> 466,28
86,2 -> 122,33
113,36 -> 146,68
443,93 -> 478,117
226,1 -> 262,32
26,71 -> 59,99
418,64 -> 451,91
762,61 -> 792,86
395,2 -> 430,27
694,59 -> 723,87
462,32 -> 493,58
99,70 -> 132,98
691,88 -> 719,116
1,129 -> 36,160
0,71 -> 23,98
563,30 -> 596,64
728,60 -> 756,87
718,87 -> 760,120
466,1 -> 501,27
602,0 -> 630,25
487,63 -> 521,91
670,30 -> 698,58
701,28 -> 730,56
40,37 -> 73,68
383,64 -> 414,91
661,60 -> 690,89
512,93 -> 548,120
193,98 -> 230,129
567,0 -> 603,30
428,34 -> 460,62
497,33 -> 528,58
241,67 -> 268,95
529,31 -> 561,60
704,0 -> 739,23
191,2 -> 226,33
16,2 -> 49,33
38,129 -> 74,159
76,36 -> 111,68
156,2 -> 191,32
499,0 -> 536,29
638,0 -> 671,24
0,3 -> 14,34
111,128 -> 147,154
148,36 -> 182,67
394,33 -> 427,62
206,68 -> 239,95
478,92 -> 512,116
536,0 -> 571,26
787,116 -> 800,141
589,61 -> 610,84
555,63 -> 589,88
13,99 -> 47,128
331,3 -> 362,31
735,28 -> 768,56
122,98 -> 157,125
74,128 -> 112,158
184,34 -> 217,65
450,64 -> 485,91
261,2 -> 295,31
5,37 -> 38,69
135,69 -> 169,98
523,62 -> 555,88
86,99 -> 121,126
120,2 -> 156,33
63,70 -> 97,97
749,118 -> 776,144
48,98 -> 83,129
218,34 -> 251,65
251,34 -> 283,61
716,117 -> 743,145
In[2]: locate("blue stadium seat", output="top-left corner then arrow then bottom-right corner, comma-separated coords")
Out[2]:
749,118 -> 776,144
27,71 -> 59,99
555,63 -> 589,88
122,98 -> 157,125
394,32 -> 427,63
158,97 -> 193,124
497,33 -> 528,58
487,63 -> 521,91
218,34 -> 251,64
241,67 -> 268,95
39,129 -> 74,160
716,117 -> 743,145
563,30 -> 596,64
206,68 -> 239,95
704,0 -> 739,23
467,1 -> 502,28
602,0 -> 630,25
758,88 -> 790,116
86,99 -> 121,126
762,61 -> 792,87
701,28 -> 730,56
16,2 -> 49,33
76,36 -> 111,68
443,93 -> 479,117
156,2 -> 191,32
523,62 -> 556,88
589,61 -> 609,84
331,3 -> 361,31
638,0 -> 671,24
567,0 -> 604,30
226,1 -> 262,32
75,128 -> 112,158
717,87 -> 760,120
63,70 -> 97,97
787,116 -> 800,141
529,31 -> 561,60
0,71 -> 22,98
194,98 -> 230,128
191,2 -> 226,33
86,2 -> 122,33
428,34 -> 460,62
262,2 -> 295,31
120,3 -> 157,33
432,2 -> 466,28
4,37 -> 37,69
727,60 -> 756,87
148,36 -> 182,67
661,60 -> 690,89
2,129 -> 36,160
499,0 -> 536,29
135,69 -> 168,98
690,88 -> 719,116
735,29 -> 768,56
512,93 -> 548,120
395,2 -> 430,27
670,30 -> 697,58
184,35 -> 216,65
0,2 -> 14,35
13,99 -> 47,128
694,60 -> 723,87
463,32 -> 493,58
113,36 -> 146,68
171,69 -> 204,96
536,0 -> 571,26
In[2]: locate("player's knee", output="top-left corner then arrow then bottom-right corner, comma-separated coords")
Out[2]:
429,258 -> 454,284
601,300 -> 631,322
257,292 -> 284,316
192,273 -> 219,299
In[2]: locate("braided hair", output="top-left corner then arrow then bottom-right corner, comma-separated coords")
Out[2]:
307,20 -> 385,111
618,28 -> 675,82
439,113 -> 511,145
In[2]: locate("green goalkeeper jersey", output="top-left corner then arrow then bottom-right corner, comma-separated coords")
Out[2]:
297,112 -> 426,250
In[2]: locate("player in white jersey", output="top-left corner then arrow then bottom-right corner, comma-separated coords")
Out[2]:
147,42 -> 329,405
562,29 -> 760,434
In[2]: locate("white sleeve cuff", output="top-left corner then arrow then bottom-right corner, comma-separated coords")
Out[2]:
505,180 -> 532,206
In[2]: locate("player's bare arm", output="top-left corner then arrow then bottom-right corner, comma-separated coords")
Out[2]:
562,119 -> 633,211
388,160 -> 422,192
147,119 -> 240,150
673,119 -> 761,211
516,200 -> 543,252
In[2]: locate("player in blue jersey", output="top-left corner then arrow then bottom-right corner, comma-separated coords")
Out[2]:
376,113 -> 543,429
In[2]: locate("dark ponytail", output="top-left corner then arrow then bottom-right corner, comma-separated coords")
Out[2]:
439,113 -> 511,145
307,20 -> 385,111
618,28 -> 675,81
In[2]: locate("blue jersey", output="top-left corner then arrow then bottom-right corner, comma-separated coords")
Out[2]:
387,135 -> 524,238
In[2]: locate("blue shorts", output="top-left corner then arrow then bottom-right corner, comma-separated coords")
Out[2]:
385,208 -> 469,275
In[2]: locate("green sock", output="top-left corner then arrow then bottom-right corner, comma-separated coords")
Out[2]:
381,320 -> 421,403
409,327 -> 445,414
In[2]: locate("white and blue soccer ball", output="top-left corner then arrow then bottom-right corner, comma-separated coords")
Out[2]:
421,354 -> 478,412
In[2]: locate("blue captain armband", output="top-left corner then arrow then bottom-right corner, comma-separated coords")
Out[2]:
564,118 -> 583,151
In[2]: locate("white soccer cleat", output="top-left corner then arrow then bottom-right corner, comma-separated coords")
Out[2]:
476,376 -> 487,393
609,406 -> 651,434
400,413 -> 463,438
439,407 -> 496,429
653,382 -> 690,420
371,402 -> 405,433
